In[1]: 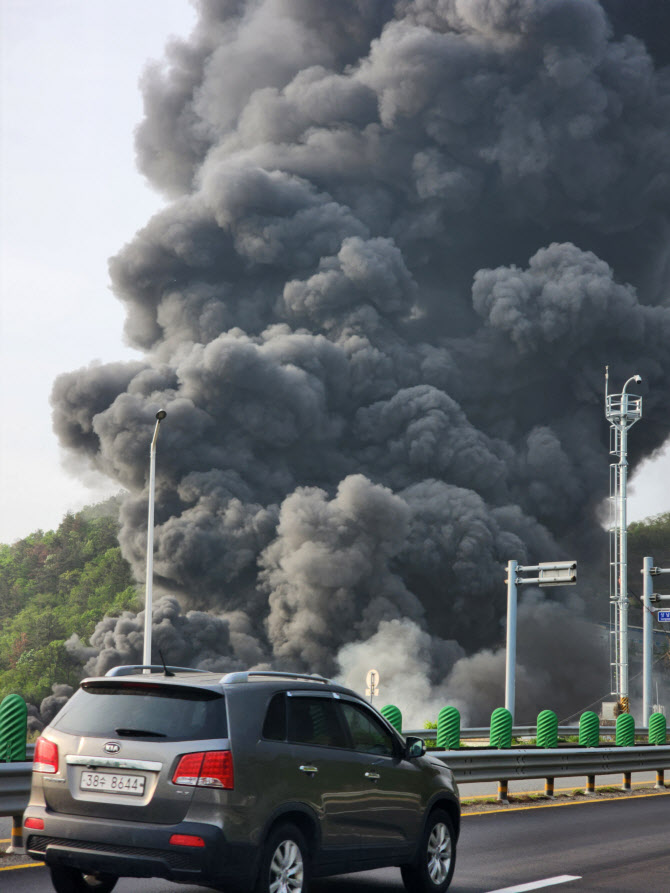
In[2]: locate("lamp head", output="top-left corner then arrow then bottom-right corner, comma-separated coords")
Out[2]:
156,409 -> 167,421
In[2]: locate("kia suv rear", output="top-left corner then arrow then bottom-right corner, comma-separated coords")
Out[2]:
24,667 -> 460,893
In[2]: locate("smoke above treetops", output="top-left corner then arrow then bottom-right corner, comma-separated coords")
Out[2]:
55,0 -> 670,724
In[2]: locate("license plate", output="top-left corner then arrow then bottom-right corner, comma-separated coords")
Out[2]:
80,771 -> 146,796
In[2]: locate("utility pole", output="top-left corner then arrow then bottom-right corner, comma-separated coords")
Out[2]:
605,369 -> 642,714
642,557 -> 670,726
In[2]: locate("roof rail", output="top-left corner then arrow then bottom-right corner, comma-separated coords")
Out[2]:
105,665 -> 210,677
220,671 -> 331,684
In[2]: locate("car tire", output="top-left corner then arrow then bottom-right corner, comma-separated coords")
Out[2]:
401,809 -> 456,893
49,865 -> 118,893
255,822 -> 309,893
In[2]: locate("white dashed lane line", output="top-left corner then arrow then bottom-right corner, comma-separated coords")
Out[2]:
486,876 -> 581,893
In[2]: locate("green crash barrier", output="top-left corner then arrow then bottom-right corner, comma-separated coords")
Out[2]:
615,712 -> 635,747
579,710 -> 600,748
381,704 -> 402,732
536,709 -> 558,748
489,707 -> 512,749
436,705 -> 460,750
0,694 -> 27,762
648,712 -> 667,745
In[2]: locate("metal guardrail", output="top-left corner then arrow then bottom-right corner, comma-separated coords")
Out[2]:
0,761 -> 33,817
406,726 -> 636,740
435,745 -> 670,784
2,741 -> 669,818
0,744 -> 34,820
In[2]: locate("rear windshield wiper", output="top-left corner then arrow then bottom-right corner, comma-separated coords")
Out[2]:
114,728 -> 167,738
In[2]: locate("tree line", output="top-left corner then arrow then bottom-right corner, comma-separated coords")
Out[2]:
0,499 -> 139,705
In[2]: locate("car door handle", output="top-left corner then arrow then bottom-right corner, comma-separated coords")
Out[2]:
299,765 -> 319,775
364,771 -> 380,780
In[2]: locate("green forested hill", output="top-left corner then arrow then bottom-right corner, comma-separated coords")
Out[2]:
0,502 -> 139,705
628,512 -> 670,574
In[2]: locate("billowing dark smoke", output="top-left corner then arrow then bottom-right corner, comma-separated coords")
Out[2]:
37,683 -> 74,731
53,0 -> 670,724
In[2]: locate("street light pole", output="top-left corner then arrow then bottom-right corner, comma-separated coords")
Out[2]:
143,410 -> 167,671
505,560 -> 518,720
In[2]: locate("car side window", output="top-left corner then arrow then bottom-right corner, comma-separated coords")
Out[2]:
287,696 -> 349,749
339,701 -> 397,757
262,693 -> 287,741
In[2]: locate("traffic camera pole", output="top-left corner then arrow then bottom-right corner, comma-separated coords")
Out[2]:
605,370 -> 642,714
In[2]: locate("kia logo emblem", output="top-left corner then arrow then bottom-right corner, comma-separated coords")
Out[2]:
104,742 -> 121,754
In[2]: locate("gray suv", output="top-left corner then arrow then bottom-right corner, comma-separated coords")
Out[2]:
24,667 -> 460,893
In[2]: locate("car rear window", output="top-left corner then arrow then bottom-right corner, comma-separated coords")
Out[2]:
50,682 -> 227,741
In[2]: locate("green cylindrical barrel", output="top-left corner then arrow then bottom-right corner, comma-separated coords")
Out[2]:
436,706 -> 460,750
615,712 -> 635,747
536,709 -> 558,749
0,694 -> 27,762
649,712 -> 667,745
489,707 -> 513,749
579,711 -> 599,748
381,704 -> 402,733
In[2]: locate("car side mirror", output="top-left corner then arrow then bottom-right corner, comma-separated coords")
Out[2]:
405,736 -> 426,759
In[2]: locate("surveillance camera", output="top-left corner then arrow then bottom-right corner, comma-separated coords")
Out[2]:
634,375 -> 642,383
156,409 -> 167,420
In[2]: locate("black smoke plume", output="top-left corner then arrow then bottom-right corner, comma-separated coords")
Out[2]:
53,0 -> 670,725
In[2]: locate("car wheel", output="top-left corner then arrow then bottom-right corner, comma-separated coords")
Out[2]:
49,865 -> 118,893
255,822 -> 309,893
401,809 -> 456,893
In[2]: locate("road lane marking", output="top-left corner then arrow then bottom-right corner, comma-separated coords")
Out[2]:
0,863 -> 43,871
464,788 -> 670,816
486,876 -> 581,892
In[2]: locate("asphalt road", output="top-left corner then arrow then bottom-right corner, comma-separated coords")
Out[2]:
2,793 -> 670,892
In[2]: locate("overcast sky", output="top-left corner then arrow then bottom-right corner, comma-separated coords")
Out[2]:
0,0 -> 197,543
0,0 -> 668,545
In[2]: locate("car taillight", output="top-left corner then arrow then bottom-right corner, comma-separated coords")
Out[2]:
170,833 -> 205,847
25,818 -> 44,830
33,737 -> 59,774
172,752 -> 204,786
172,750 -> 234,789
